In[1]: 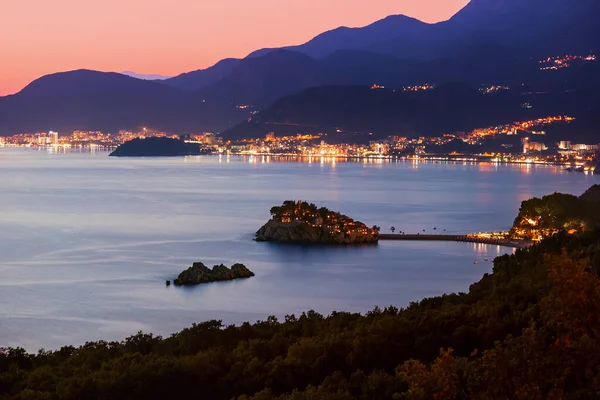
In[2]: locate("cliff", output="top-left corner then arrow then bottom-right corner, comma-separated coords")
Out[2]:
174,262 -> 254,286
256,201 -> 379,245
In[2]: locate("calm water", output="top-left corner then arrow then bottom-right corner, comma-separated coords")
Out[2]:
0,148 -> 597,350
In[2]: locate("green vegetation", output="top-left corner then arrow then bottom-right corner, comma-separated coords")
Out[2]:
511,184 -> 600,240
3,189 -> 600,399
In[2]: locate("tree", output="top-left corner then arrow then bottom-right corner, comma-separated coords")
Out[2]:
270,207 -> 282,218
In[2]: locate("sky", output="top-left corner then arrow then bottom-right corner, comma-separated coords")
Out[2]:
0,0 -> 469,96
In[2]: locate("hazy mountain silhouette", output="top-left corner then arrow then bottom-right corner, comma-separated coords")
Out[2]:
163,58 -> 241,92
197,50 -> 333,106
247,15 -> 430,59
0,70 -> 245,135
192,44 -> 559,107
120,72 -> 172,80
247,0 -> 598,61
0,0 -> 598,136
185,0 -> 598,105
439,0 -> 599,56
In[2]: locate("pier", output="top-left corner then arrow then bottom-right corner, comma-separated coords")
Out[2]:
378,234 -> 533,249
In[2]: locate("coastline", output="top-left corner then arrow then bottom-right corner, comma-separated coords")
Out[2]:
221,152 -> 587,169
378,233 -> 534,249
0,146 -> 590,170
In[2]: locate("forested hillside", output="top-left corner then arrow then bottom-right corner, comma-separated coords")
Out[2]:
2,188 -> 600,399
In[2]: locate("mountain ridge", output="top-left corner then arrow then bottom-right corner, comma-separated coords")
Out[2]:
0,69 -> 245,135
221,83 -> 600,142
0,0 -> 598,136
163,58 -> 241,92
247,14 -> 432,59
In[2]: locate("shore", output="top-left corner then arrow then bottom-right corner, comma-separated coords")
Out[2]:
379,233 -> 534,249
1,146 -> 590,170
224,152 -> 586,169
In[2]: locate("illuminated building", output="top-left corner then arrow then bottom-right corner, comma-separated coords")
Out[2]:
48,131 -> 59,145
559,141 -> 572,150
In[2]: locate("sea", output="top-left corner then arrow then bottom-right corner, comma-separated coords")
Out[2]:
0,147 -> 597,351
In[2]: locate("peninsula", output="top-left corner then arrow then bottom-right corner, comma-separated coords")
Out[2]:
511,184 -> 600,241
173,262 -> 254,286
109,137 -> 210,157
256,200 -> 379,245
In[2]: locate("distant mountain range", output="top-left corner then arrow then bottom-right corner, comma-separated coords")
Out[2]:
120,72 -> 172,81
0,70 -> 246,134
247,0 -> 599,60
0,0 -> 598,137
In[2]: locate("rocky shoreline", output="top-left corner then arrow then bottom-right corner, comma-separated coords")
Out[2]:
173,262 -> 255,286
256,201 -> 379,245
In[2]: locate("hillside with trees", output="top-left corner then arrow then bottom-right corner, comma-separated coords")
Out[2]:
2,188 -> 600,399
511,184 -> 600,240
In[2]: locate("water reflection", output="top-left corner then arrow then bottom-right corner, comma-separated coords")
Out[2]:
0,148 -> 597,350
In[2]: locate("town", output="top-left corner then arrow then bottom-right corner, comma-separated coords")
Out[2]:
539,54 -> 597,71
0,114 -> 597,171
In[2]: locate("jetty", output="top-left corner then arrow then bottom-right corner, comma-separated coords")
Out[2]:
378,234 -> 533,249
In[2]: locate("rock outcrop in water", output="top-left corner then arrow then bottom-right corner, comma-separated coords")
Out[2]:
174,262 -> 254,286
256,200 -> 379,245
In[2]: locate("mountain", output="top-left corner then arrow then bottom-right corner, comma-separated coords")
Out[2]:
247,15 -> 431,59
150,0 -> 600,109
120,72 -> 172,81
193,44 -> 557,108
197,50 -> 333,106
222,84 -> 600,142
1,0 -> 598,136
320,45 -> 537,87
248,0 -> 598,62
162,58 -> 241,92
194,0 -> 598,105
0,70 -> 246,135
441,0 -> 600,57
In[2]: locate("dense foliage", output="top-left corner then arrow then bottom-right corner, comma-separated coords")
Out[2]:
511,184 -> 600,240
269,201 -> 332,222
2,227 -> 600,399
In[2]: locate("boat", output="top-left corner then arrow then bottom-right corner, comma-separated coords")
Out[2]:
474,260 -> 479,264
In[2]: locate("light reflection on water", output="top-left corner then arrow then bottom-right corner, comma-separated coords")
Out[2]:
0,148 -> 597,351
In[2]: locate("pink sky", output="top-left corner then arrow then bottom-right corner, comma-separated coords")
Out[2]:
0,0 -> 469,96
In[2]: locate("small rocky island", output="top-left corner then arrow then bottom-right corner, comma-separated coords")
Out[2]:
110,137 -> 210,157
173,262 -> 255,286
256,200 -> 379,245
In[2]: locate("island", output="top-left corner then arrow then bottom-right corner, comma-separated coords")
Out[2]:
256,200 -> 379,245
173,262 -> 254,286
109,137 -> 211,157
